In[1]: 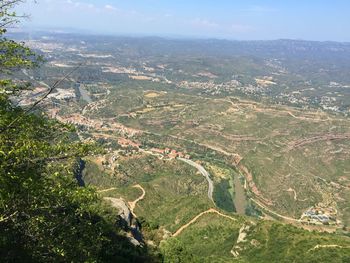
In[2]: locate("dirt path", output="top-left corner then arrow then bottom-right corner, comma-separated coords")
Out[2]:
173,208 -> 236,237
128,184 -> 146,217
308,244 -> 350,252
287,188 -> 297,201
97,187 -> 117,193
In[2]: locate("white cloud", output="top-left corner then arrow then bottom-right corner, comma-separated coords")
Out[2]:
104,4 -> 118,11
63,0 -> 98,11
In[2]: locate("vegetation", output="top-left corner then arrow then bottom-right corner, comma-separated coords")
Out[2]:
0,1 -> 155,262
84,154 -> 213,236
83,154 -> 350,263
161,215 -> 350,263
94,83 -> 350,225
3,1 -> 350,262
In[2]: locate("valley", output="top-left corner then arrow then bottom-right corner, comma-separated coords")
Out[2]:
11,32 -> 350,262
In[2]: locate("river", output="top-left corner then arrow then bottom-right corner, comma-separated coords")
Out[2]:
233,175 -> 247,215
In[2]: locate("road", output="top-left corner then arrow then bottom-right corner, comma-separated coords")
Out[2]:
250,198 -> 300,223
178,158 -> 214,203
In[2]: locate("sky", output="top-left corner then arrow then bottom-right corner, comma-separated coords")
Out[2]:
15,0 -> 350,41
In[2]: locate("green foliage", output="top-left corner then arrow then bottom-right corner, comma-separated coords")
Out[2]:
0,2 -> 155,262
160,238 -> 199,263
2,2 -> 349,262
238,221 -> 350,263
0,1 -> 43,100
84,155 -> 212,234
0,1 -> 22,35
162,215 -> 350,263
0,65 -> 153,262
161,213 -> 241,263
244,199 -> 262,218
0,38 -> 43,73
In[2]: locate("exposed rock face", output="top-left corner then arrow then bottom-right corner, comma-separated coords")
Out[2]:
105,198 -> 132,226
104,197 -> 144,246
231,224 -> 251,258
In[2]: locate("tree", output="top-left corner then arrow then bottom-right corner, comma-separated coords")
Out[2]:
0,1 -> 155,262
160,238 -> 198,263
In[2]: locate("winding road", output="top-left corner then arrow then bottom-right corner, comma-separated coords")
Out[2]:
178,158 -> 214,202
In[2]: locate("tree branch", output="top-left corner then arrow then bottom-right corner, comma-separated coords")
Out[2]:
0,0 -> 25,10
0,18 -> 18,28
0,211 -> 18,223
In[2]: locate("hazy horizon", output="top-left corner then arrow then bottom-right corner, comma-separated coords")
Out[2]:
12,26 -> 350,44
15,0 -> 350,42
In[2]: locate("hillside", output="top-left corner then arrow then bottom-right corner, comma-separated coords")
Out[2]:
3,29 -> 350,262
81,154 -> 350,262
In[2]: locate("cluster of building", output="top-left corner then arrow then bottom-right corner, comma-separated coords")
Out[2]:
149,148 -> 190,159
102,66 -> 137,74
320,96 -> 340,112
300,205 -> 338,225
17,87 -> 48,107
116,138 -> 190,160
178,80 -> 239,91
56,113 -> 104,129
118,138 -> 141,149
26,40 -> 65,53
48,88 -> 76,100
